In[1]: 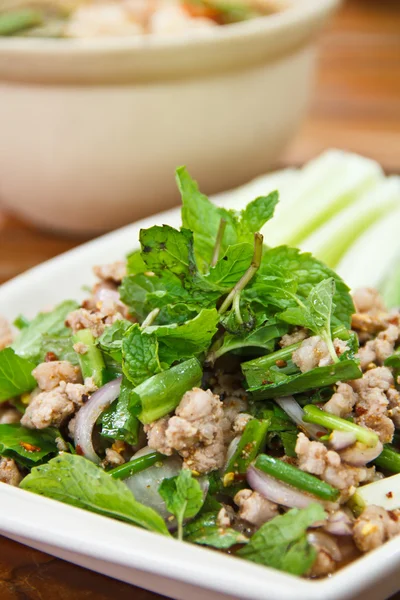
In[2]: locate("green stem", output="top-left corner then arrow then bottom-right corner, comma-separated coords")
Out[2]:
224,418 -> 269,486
109,451 -> 164,479
141,308 -> 160,329
255,454 -> 339,501
303,404 -> 379,448
323,333 -> 340,364
0,9 -> 43,36
374,445 -> 400,473
218,232 -> 263,316
233,291 -> 243,325
211,218 -> 227,267
73,329 -> 105,388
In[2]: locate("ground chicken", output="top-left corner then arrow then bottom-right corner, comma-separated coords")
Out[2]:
0,316 -> 12,350
353,288 -> 386,314
101,447 -> 125,468
295,433 -> 370,498
279,327 -> 308,348
21,388 -> 75,429
33,361 -> 82,391
232,413 -> 253,434
357,324 -> 399,370
353,506 -> 400,553
217,506 -> 233,528
387,388 -> 400,428
292,336 -> 348,374
220,396 -> 248,444
351,367 -> 395,443
0,457 -> 22,486
309,548 -> 337,578
0,406 -> 20,424
323,382 -> 357,418
61,377 -> 97,406
66,307 -> 124,338
93,261 -> 127,283
145,388 -> 226,474
234,489 -> 278,527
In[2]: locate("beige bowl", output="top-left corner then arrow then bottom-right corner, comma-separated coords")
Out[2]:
0,0 -> 339,234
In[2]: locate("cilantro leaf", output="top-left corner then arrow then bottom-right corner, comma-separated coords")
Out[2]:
12,300 -> 79,364
0,424 -> 59,467
0,348 -> 36,402
145,308 -> 219,366
238,504 -> 326,575
140,225 -> 192,277
122,324 -> 162,386
21,453 -> 170,536
158,469 -> 204,539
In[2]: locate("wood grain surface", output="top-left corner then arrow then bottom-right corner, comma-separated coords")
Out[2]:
0,0 -> 400,598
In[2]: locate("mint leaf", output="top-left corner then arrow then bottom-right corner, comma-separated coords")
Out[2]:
145,308 -> 219,365
21,453 -> 170,536
240,192 -> 279,234
98,320 -> 133,363
100,377 -> 140,445
12,300 -> 79,363
203,243 -> 253,291
211,323 -> 287,362
184,512 -> 248,549
122,324 -> 162,386
140,225 -> 192,277
0,424 -> 58,467
0,348 -> 36,402
238,504 -> 326,575
259,246 -> 354,327
159,469 -> 204,539
126,249 -> 147,275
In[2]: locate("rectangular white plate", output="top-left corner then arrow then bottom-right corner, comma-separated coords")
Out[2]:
1,204 -> 399,600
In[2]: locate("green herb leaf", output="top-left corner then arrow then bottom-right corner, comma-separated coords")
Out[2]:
140,225 -> 192,277
122,324 -> 162,386
184,512 -> 248,549
145,309 -> 219,366
240,192 -> 279,234
210,323 -> 287,362
0,424 -> 58,467
159,469 -> 204,539
238,504 -> 326,575
100,377 -> 140,445
20,453 -> 170,536
0,348 -> 36,402
203,243 -> 253,291
98,320 -> 133,363
12,300 -> 79,364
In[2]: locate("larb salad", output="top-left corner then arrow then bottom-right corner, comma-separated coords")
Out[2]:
1,168 -> 400,578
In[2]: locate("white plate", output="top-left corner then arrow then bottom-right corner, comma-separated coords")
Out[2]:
0,205 -> 399,600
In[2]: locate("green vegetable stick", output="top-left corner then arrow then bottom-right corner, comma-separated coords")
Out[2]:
224,418 -> 269,485
73,329 -> 105,388
0,9 -> 43,36
303,404 -> 379,448
137,357 -> 202,424
109,451 -> 164,480
255,454 -> 340,501
374,445 -> 400,474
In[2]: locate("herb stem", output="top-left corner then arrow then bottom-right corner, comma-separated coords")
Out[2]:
218,232 -> 263,316
109,451 -> 164,479
324,334 -> 340,364
141,308 -> 160,328
303,404 -> 379,448
211,218 -> 227,267
233,291 -> 243,325
255,454 -> 340,501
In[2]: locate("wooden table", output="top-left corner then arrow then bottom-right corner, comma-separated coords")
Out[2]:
1,0 -> 400,597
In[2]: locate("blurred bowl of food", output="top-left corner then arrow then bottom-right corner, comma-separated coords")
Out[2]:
0,0 -> 340,234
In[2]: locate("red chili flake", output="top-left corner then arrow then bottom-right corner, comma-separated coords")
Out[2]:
275,359 -> 287,368
20,441 -> 41,453
45,351 -> 58,362
75,445 -> 84,456
316,431 -> 326,438
386,491 -> 394,499
389,510 -> 398,521
355,406 -> 368,416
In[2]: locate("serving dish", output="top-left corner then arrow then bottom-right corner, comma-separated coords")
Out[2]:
0,0 -> 339,234
0,201 -> 399,600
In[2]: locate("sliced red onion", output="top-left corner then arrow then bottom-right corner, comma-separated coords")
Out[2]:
247,465 -> 323,509
339,440 -> 383,466
307,531 -> 342,561
329,430 -> 357,451
125,447 -> 209,522
324,510 -> 354,536
275,396 -> 328,440
74,377 -> 122,464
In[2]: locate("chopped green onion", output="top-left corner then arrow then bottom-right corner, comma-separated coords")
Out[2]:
374,444 -> 400,474
303,404 -> 379,448
109,451 -> 164,479
224,418 -> 269,485
73,329 -> 105,388
255,454 -> 340,501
